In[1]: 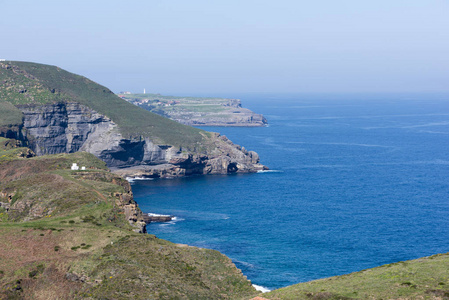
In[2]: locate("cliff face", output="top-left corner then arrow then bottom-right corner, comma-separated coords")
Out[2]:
20,102 -> 112,155
72,171 -> 147,233
13,102 -> 266,178
0,124 -> 26,142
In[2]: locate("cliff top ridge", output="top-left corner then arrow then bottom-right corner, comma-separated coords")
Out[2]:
0,61 -> 209,147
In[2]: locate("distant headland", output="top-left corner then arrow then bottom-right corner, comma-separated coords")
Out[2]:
117,92 -> 268,127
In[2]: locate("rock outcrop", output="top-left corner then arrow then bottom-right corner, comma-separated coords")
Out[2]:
10,102 -> 267,178
19,102 -> 112,155
0,124 -> 27,143
73,171 -> 147,233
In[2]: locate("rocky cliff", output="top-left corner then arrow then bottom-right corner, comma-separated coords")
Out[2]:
0,61 -> 267,178
11,102 -> 266,178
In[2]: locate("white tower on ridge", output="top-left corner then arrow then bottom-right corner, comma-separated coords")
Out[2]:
144,88 -> 146,94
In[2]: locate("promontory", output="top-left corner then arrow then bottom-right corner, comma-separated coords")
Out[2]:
0,61 -> 267,179
118,92 -> 268,127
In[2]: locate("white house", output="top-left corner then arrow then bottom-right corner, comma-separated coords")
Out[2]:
0,59 -> 6,62
71,163 -> 79,170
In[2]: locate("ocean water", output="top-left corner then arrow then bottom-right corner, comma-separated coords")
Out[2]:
132,93 -> 449,290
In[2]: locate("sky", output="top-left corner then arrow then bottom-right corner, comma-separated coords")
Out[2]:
1,0 -> 448,95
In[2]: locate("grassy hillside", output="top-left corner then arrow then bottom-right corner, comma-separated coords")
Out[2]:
0,101 -> 22,127
261,254 -> 449,300
0,140 -> 257,299
0,61 -> 209,147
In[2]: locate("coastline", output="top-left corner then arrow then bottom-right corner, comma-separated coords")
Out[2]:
118,93 -> 268,127
131,95 -> 449,291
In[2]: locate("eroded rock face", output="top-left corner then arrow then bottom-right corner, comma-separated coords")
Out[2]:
19,103 -> 113,155
0,125 -> 27,142
15,103 -> 267,178
113,190 -> 147,233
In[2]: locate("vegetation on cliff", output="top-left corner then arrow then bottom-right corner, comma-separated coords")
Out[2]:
0,139 -> 257,299
260,253 -> 449,299
0,101 -> 22,127
0,61 -> 209,147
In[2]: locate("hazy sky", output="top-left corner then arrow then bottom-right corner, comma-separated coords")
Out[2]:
1,0 -> 448,94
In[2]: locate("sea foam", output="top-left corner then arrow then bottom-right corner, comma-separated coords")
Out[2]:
252,284 -> 271,293
257,170 -> 283,173
126,177 -> 154,183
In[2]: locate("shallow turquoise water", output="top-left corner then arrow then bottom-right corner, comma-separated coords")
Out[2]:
132,94 -> 449,290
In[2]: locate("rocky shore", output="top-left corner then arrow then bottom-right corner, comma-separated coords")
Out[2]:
8,102 -> 267,178
142,213 -> 173,223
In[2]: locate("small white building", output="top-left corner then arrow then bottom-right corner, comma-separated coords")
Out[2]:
81,166 -> 86,170
0,59 -> 6,62
71,163 -> 79,170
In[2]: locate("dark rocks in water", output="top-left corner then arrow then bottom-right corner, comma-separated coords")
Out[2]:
143,214 -> 173,223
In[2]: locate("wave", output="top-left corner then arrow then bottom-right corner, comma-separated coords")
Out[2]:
418,130 -> 449,135
286,141 -> 397,149
252,284 -> 271,293
126,177 -> 154,183
372,160 -> 449,166
363,121 -> 449,130
160,216 -> 185,226
148,213 -> 171,217
233,259 -> 256,269
257,170 -> 283,173
146,213 -> 185,228
171,216 -> 185,222
299,164 -> 352,168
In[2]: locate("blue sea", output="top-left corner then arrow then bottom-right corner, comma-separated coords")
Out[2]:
132,93 -> 449,290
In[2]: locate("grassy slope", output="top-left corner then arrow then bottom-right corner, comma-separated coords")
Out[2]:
0,137 -> 29,160
0,141 -> 257,299
261,254 -> 449,300
0,101 -> 22,127
0,61 -> 209,147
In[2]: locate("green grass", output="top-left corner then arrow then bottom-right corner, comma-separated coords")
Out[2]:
82,235 -> 256,299
177,104 -> 226,113
262,254 -> 449,299
0,101 -> 23,126
0,61 -> 210,148
0,137 -> 31,161
121,93 -> 235,114
122,93 -> 230,103
33,151 -> 109,170
0,145 -> 121,223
